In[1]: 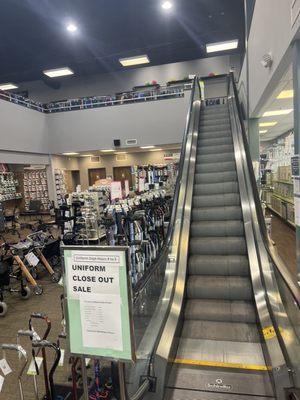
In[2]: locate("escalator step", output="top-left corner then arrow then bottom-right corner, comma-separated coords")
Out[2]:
188,255 -> 249,276
181,320 -> 260,342
184,299 -> 257,323
195,161 -> 236,173
189,237 -> 246,255
199,130 -> 231,139
190,221 -> 244,237
193,193 -> 240,207
186,275 -> 252,300
192,206 -> 242,221
199,119 -> 230,127
196,152 -> 235,163
197,144 -> 233,155
197,136 -> 232,147
193,182 -> 238,195
194,171 -> 237,184
199,124 -> 231,133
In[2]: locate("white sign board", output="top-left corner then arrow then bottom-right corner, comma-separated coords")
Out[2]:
63,247 -> 135,361
138,178 -> 145,192
110,181 -> 122,201
124,180 -> 129,197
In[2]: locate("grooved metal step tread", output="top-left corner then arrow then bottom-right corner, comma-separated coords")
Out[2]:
187,275 -> 252,300
199,130 -> 232,139
199,119 -> 230,127
195,161 -> 236,173
198,137 -> 233,147
181,320 -> 260,342
194,171 -> 237,184
192,206 -> 242,221
184,299 -> 256,323
196,152 -> 235,163
189,236 -> 247,255
193,193 -> 240,207
190,221 -> 244,237
188,255 -> 250,276
193,181 -> 238,195
197,144 -> 233,155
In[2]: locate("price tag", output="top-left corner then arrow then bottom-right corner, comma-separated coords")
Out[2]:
58,349 -> 65,367
0,375 -> 4,392
27,357 -> 43,376
25,252 -> 39,267
0,359 -> 12,376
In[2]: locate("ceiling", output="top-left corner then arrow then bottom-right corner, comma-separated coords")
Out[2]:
0,0 -> 245,84
259,65 -> 293,142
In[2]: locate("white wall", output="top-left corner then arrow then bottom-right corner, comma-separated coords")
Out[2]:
18,55 -> 239,103
239,0 -> 300,116
47,95 -> 190,154
0,100 -> 48,153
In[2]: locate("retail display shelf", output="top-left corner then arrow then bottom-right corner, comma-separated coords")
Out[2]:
272,193 -> 294,205
273,179 -> 294,185
267,204 -> 296,228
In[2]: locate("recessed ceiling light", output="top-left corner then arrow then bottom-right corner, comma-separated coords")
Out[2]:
116,152 -> 127,154
140,145 -> 155,149
259,130 -> 268,134
119,55 -> 150,67
277,89 -> 294,99
150,148 -> 163,152
66,23 -> 78,33
263,109 -> 293,117
80,154 -> 94,157
62,152 -> 79,156
259,122 -> 278,127
162,1 -> 173,10
43,67 -> 74,78
101,149 -> 115,153
0,83 -> 18,90
206,39 -> 239,53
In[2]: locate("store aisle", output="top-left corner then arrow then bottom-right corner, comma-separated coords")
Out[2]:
270,214 -> 296,276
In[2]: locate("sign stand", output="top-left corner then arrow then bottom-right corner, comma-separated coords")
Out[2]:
62,245 -> 136,398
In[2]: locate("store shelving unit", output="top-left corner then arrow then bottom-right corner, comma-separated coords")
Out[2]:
23,169 -> 50,211
260,130 -> 295,228
54,169 -> 67,206
0,172 -> 22,202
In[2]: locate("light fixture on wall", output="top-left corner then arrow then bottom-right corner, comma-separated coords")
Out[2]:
80,154 -> 94,157
0,83 -> 18,90
119,55 -> 150,67
262,109 -> 293,117
206,39 -> 238,53
261,53 -> 273,68
150,148 -> 163,152
43,67 -> 74,78
277,89 -> 294,99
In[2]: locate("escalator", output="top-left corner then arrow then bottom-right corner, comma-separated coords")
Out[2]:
123,75 -> 300,400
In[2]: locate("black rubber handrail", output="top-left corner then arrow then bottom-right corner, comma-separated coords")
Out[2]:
229,71 -> 300,308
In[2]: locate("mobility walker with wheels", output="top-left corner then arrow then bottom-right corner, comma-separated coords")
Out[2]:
0,243 -> 31,317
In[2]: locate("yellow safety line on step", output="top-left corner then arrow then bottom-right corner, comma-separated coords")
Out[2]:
172,358 -> 270,371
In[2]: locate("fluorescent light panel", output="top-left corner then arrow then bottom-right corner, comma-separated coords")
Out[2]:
62,152 -> 79,156
101,149 -> 115,152
43,67 -> 74,78
259,122 -> 277,127
206,39 -> 238,53
67,23 -> 77,32
0,83 -> 18,90
277,89 -> 294,99
140,145 -> 155,149
259,130 -> 268,134
263,109 -> 293,117
80,154 -> 94,157
162,1 -> 173,9
119,55 -> 150,67
150,148 -> 163,152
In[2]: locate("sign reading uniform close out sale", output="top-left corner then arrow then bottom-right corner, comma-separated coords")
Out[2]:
63,247 -> 135,362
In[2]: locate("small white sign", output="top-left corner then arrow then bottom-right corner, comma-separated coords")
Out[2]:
0,359 -> 12,376
27,357 -> 43,376
25,252 -> 39,267
138,178 -> 145,192
111,181 -> 122,200
80,293 -> 123,351
124,180 -> 130,197
0,375 -> 4,392
58,349 -> 65,367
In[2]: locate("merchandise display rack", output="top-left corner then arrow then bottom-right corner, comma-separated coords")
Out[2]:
260,130 -> 295,227
54,169 -> 67,206
0,171 -> 22,202
23,169 -> 50,211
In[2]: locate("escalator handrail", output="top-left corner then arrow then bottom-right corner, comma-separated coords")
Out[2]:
133,77 -> 199,301
229,71 -> 300,308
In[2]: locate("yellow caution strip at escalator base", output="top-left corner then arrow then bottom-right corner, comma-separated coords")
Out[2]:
172,358 -> 271,371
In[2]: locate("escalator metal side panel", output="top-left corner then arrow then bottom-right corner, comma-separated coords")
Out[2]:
228,96 -> 291,398
144,99 -> 201,400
